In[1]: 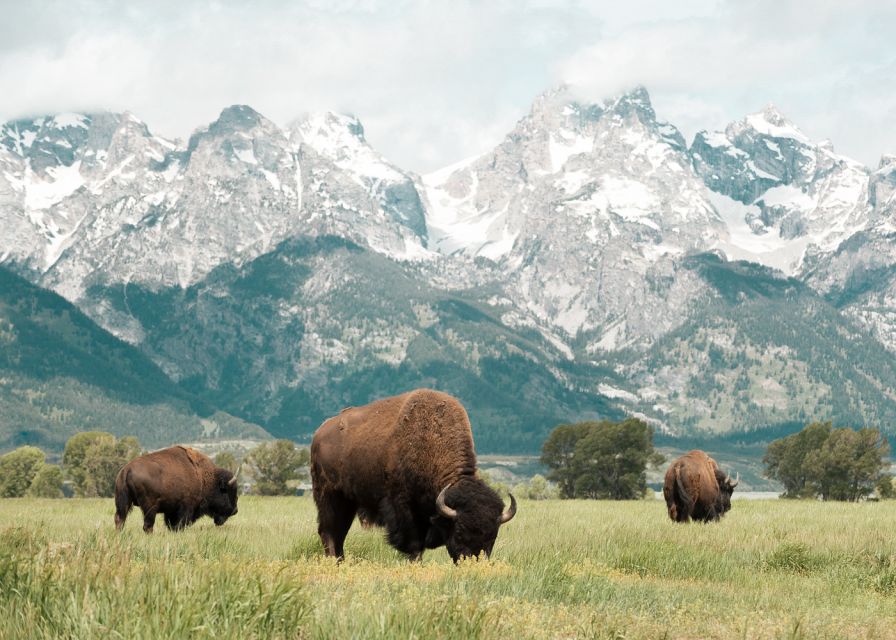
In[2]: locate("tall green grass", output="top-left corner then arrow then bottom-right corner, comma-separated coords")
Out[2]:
1,497 -> 895,639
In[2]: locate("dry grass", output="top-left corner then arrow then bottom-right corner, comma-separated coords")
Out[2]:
1,496 -> 895,639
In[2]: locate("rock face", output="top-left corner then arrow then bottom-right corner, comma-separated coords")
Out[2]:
423,86 -> 720,352
690,106 -> 871,273
2,86 -> 896,447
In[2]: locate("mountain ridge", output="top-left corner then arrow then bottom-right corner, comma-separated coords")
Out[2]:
2,85 -> 896,450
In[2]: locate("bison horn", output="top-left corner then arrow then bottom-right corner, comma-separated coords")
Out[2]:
436,485 -> 458,519
498,493 -> 517,525
228,474 -> 238,487
725,471 -> 740,489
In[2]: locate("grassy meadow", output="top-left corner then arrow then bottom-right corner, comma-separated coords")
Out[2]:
2,496 -> 896,639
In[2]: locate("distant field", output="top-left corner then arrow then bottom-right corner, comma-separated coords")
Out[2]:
2,497 -> 895,639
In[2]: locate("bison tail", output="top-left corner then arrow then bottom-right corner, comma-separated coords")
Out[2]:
114,467 -> 133,530
673,466 -> 693,523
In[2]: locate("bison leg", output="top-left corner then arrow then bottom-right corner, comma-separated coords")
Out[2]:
164,511 -> 184,531
163,506 -> 194,531
142,507 -> 158,533
381,500 -> 425,560
316,491 -> 356,559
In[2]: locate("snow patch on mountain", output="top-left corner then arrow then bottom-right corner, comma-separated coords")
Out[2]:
293,112 -> 404,183
23,161 -> 84,210
549,131 -> 593,172
743,105 -> 811,144
707,190 -> 811,274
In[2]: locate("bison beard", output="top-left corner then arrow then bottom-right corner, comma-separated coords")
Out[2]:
663,450 -> 738,523
114,445 -> 239,532
310,389 -> 516,562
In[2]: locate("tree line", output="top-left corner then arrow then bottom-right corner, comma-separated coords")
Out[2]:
1,419 -> 892,502
538,418 -> 892,502
0,433 -> 309,499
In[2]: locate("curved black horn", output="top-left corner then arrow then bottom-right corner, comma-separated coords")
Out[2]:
498,493 -> 517,525
228,473 -> 238,487
436,485 -> 458,519
729,472 -> 739,489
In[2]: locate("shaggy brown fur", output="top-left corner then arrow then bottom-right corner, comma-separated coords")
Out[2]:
311,389 -> 515,561
114,445 -> 238,532
663,450 -> 737,523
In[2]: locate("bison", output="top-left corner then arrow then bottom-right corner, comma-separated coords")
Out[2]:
114,445 -> 239,532
311,389 -> 516,562
663,450 -> 738,523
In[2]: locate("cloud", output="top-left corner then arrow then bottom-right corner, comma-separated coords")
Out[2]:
0,1 -> 604,171
558,0 -> 896,165
0,1 -> 893,170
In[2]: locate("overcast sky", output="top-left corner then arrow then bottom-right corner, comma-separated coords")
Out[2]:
1,0 -> 894,173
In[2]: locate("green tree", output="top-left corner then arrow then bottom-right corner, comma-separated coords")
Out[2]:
63,432 -> 115,495
28,464 -> 64,498
0,446 -> 46,497
876,475 -> 895,500
764,422 -> 890,501
803,428 -> 889,501
541,419 -> 664,499
540,422 -> 593,497
63,432 -> 141,497
214,451 -> 239,473
244,440 -> 309,496
763,421 -> 832,498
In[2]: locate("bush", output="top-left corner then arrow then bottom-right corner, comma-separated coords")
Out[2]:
62,432 -> 141,497
244,440 -> 309,495
511,474 -> 559,500
28,464 -> 64,498
214,451 -> 239,473
876,475 -> 896,500
0,446 -> 46,497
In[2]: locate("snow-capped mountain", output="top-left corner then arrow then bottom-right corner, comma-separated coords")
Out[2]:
0,105 -> 428,300
691,105 -> 872,275
424,86 -> 723,351
2,86 -> 896,446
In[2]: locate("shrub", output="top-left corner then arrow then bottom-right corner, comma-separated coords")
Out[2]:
0,446 -> 46,497
28,464 -> 64,498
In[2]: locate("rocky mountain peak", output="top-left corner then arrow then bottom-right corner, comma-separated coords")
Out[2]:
185,105 -> 283,158
210,104 -> 266,133
759,103 -> 789,126
290,111 -> 369,158
878,154 -> 896,171
870,154 -> 896,209
730,104 -> 811,147
605,85 -> 656,123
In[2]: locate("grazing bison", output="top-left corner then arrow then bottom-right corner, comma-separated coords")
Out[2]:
114,445 -> 239,532
311,389 -> 516,562
663,450 -> 738,523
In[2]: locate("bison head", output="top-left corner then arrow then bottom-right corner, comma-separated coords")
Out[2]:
208,469 -> 239,526
714,468 -> 739,515
429,477 -> 516,563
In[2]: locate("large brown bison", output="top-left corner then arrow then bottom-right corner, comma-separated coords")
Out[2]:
663,450 -> 738,523
114,445 -> 239,532
310,389 -> 516,562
